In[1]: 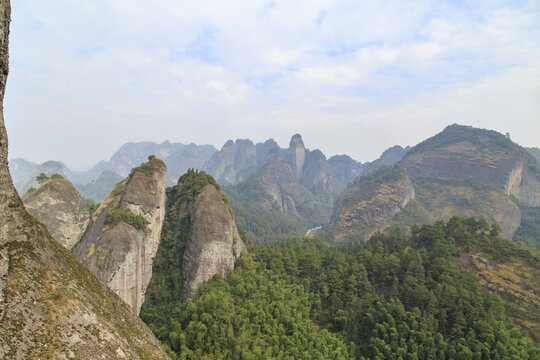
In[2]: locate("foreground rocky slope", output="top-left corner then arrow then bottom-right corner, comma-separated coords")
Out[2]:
73,158 -> 167,314
23,176 -> 89,250
0,3 -> 167,357
330,125 -> 540,244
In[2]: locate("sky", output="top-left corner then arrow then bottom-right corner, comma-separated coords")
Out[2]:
4,0 -> 540,170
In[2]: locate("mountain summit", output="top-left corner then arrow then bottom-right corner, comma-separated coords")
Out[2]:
330,124 -> 540,244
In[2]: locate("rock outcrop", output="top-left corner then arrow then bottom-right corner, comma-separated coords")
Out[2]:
301,149 -> 344,195
139,170 -> 247,309
73,158 -> 167,314
23,177 -> 89,250
328,154 -> 364,184
182,183 -> 246,300
289,134 -> 306,181
203,139 -> 258,185
331,166 -> 415,242
257,149 -> 299,213
400,125 -> 540,205
0,4 -> 167,357
330,125 -> 539,243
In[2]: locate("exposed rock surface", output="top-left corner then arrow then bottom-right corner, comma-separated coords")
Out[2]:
182,183 -> 246,300
73,158 -> 167,314
289,134 -> 306,181
400,124 -> 540,206
0,4 -> 167,358
224,135 -> 345,243
23,177 -> 89,250
330,125 -> 539,243
257,149 -> 299,213
203,139 -> 258,185
328,154 -> 364,183
301,149 -> 344,195
331,166 -> 415,242
203,138 -> 282,185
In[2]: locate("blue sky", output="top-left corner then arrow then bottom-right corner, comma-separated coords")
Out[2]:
5,0 -> 540,169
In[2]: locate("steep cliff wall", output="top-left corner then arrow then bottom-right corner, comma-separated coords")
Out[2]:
301,149 -> 344,195
330,125 -> 537,244
204,139 -> 258,185
506,161 -> 540,207
289,134 -> 306,181
140,169 -> 247,314
331,166 -> 415,242
23,177 -> 89,250
182,183 -> 246,300
0,3 -> 167,357
400,125 -> 540,206
73,158 -> 167,314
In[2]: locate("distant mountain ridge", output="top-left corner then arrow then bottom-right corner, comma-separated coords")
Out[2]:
330,124 -> 540,247
223,134 -> 409,243
10,140 -> 217,201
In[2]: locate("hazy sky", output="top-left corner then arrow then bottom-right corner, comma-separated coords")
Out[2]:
5,0 -> 540,170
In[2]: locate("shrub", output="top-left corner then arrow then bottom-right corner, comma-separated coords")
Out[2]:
104,208 -> 146,230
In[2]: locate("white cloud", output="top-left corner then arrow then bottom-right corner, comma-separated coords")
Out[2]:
4,0 -> 540,168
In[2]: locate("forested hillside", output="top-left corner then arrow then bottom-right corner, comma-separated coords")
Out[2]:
141,216 -> 539,359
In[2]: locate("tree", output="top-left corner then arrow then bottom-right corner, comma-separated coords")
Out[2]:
36,173 -> 49,184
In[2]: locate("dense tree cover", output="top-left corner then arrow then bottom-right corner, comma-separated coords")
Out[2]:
142,214 -> 538,359
104,208 -> 146,230
256,217 -> 539,359
145,254 -> 352,359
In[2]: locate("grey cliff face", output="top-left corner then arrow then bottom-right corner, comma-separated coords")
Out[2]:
204,139 -> 258,185
331,167 -> 415,242
328,155 -> 364,184
0,3 -> 167,357
182,184 -> 246,301
301,150 -> 344,195
289,134 -> 306,181
399,125 -> 535,195
74,158 -> 167,314
505,161 -> 540,207
23,177 -> 90,250
257,150 -> 298,213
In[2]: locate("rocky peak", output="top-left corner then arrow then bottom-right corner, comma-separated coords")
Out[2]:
73,158 -> 167,314
399,124 -> 540,206
328,155 -> 364,183
0,4 -> 167,357
204,139 -> 258,185
257,149 -> 298,213
23,176 -> 89,250
330,166 -> 415,242
301,149 -> 344,195
289,134 -> 306,181
182,182 -> 246,300
256,138 -> 279,164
